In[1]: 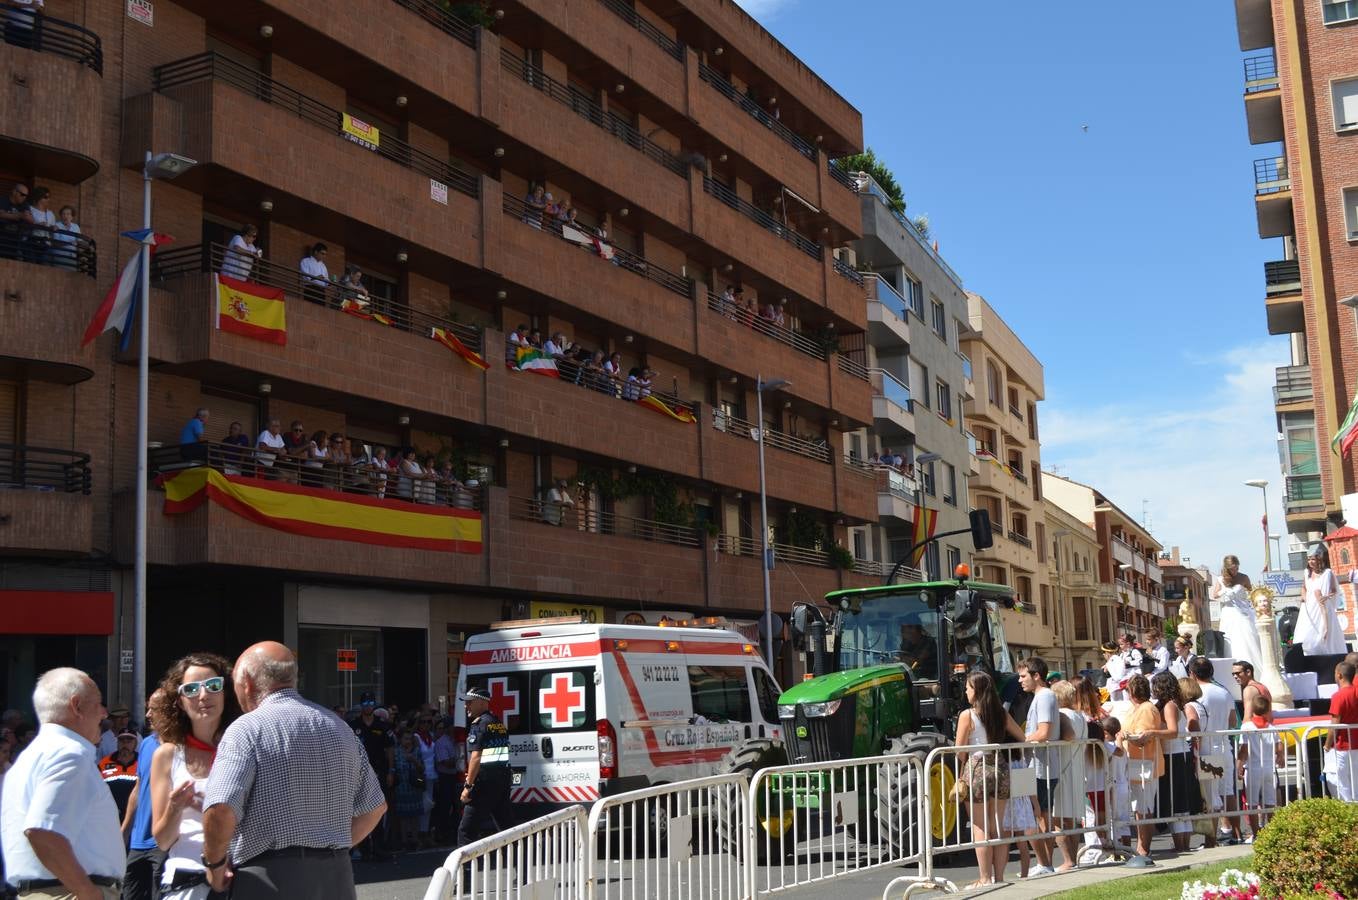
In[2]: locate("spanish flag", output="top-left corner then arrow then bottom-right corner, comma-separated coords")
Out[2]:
431,327 -> 489,371
909,504 -> 938,567
215,275 -> 286,345
637,394 -> 696,424
341,298 -> 393,327
161,467 -> 482,554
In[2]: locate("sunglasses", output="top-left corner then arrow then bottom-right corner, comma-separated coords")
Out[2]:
178,676 -> 225,698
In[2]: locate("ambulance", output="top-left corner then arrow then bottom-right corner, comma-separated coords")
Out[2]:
452,616 -> 783,814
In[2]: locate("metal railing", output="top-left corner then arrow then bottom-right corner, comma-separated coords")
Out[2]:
153,53 -> 480,199
1008,531 -> 1032,548
832,256 -> 864,286
1244,51 -> 1279,94
711,410 -> 831,464
598,0 -> 684,59
867,274 -> 908,322
702,177 -> 821,259
1265,258 -> 1301,295
500,49 -> 687,177
838,354 -> 869,382
0,227 -> 96,278
1285,472 -> 1322,506
508,496 -> 700,548
695,62 -> 816,159
1254,156 -> 1290,195
0,444 -> 92,494
717,533 -> 833,568
869,368 -> 912,413
426,806 -> 588,900
857,172 -> 963,289
389,0 -> 477,49
503,192 -> 693,299
1274,364 -> 1312,404
148,441 -> 486,510
841,455 -> 877,479
828,159 -> 858,192
877,467 -> 917,502
151,242 -> 483,353
704,291 -> 827,360
0,0 -> 102,72
1008,464 -> 1028,484
508,344 -> 696,420
1007,403 -> 1023,421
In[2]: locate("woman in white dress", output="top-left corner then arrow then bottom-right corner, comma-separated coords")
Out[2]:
1296,543 -> 1348,655
1211,555 -> 1262,670
149,653 -> 241,900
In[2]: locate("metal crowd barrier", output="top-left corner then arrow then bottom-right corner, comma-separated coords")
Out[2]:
1301,722 -> 1358,803
426,805 -> 588,899
587,773 -> 750,900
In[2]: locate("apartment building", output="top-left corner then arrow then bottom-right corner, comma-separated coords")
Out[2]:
1158,546 -> 1210,631
0,0 -> 880,710
1043,473 -> 1166,637
957,294 -> 1050,656
1234,0 -> 1358,549
1043,499 -> 1110,678
839,172 -> 974,580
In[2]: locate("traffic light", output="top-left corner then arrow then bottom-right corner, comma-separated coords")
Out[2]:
969,508 -> 993,551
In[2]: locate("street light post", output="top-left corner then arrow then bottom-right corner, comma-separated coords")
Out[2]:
1052,528 -> 1073,679
133,151 -> 196,714
1244,480 -> 1270,573
756,375 -> 789,668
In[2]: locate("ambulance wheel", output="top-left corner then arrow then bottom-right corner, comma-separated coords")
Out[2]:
719,738 -> 789,864
874,733 -> 955,859
613,794 -> 671,859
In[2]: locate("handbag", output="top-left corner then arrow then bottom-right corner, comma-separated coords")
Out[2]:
1197,753 -> 1229,781
1128,758 -> 1156,785
1009,764 -> 1038,798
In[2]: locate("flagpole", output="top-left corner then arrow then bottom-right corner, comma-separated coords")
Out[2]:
133,152 -> 152,717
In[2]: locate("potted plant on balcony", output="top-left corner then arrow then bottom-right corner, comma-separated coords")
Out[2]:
828,545 -> 855,570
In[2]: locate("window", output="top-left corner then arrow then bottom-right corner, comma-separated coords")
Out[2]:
852,528 -> 867,560
1345,186 -> 1358,241
923,542 -> 941,581
987,361 -> 1002,406
1040,584 -> 1050,626
688,666 -> 751,723
936,379 -> 952,419
1007,386 -> 1022,418
921,459 -> 936,496
946,545 -> 961,577
1073,596 -> 1090,640
1324,0 -> 1358,24
914,362 -> 931,409
931,298 -> 947,337
1027,402 -> 1038,440
942,461 -> 957,505
905,274 -> 924,317
1035,523 -> 1046,563
1283,412 -> 1319,475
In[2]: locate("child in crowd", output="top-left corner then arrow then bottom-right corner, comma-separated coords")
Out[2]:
1100,716 -> 1131,852
1237,694 -> 1282,842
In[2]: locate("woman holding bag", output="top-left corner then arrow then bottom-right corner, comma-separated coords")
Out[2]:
954,671 -> 1026,888
1121,674 -> 1164,860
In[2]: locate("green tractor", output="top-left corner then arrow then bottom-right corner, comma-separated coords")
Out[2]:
722,510 -> 1023,859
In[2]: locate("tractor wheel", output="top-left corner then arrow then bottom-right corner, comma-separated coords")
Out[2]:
718,738 -> 789,864
874,733 -> 955,859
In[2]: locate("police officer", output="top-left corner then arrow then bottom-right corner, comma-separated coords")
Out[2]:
457,685 -> 512,847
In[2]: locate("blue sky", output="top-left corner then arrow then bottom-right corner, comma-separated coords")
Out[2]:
737,0 -> 1291,576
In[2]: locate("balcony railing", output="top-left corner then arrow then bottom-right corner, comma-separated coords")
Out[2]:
510,495 -> 699,548
1285,473 -> 1322,507
1243,52 -> 1279,94
1008,403 -> 1023,421
389,0 -> 477,48
877,467 -> 917,501
1009,531 -> 1032,549
868,274 -> 909,321
503,193 -> 693,299
704,291 -> 826,360
149,441 -> 487,509
0,228 -> 97,278
1264,259 -> 1301,296
152,242 -> 483,352
598,0 -> 683,59
0,444 -> 92,494
711,411 -> 830,464
1008,465 -> 1029,485
858,172 -> 963,289
1274,364 -> 1313,404
718,533 -> 867,571
975,439 -> 996,457
1254,156 -> 1290,195
828,159 -> 858,192
702,178 -> 821,259
0,1 -> 102,73
842,455 -> 877,479
832,256 -> 864,286
500,50 -> 687,178
838,353 -> 869,382
695,63 -> 815,159
153,53 -> 480,199
870,368 -> 912,412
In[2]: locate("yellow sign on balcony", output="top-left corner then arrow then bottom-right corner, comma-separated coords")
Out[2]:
341,113 -> 380,151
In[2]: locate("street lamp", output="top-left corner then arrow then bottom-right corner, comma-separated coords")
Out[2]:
133,151 -> 197,715
755,375 -> 790,668
1244,479 -> 1270,573
1052,528 -> 1073,678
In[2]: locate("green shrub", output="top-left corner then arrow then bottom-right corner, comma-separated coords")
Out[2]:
1254,798 -> 1358,898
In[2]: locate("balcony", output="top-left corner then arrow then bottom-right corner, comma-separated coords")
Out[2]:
1264,259 -> 1301,296
1254,156 -> 1293,238
857,173 -> 963,291
1264,259 -> 1304,335
0,252 -> 100,381
1008,531 -> 1033,549
703,291 -> 826,361
0,444 -> 93,555
1284,473 -> 1323,511
830,352 -> 873,428
1243,52 -> 1283,144
1274,364 -> 1313,407
1234,0 -> 1274,51
701,177 -> 821,257
832,256 -> 864,288
705,411 -> 835,514
1111,535 -> 1136,568
870,368 -> 915,438
876,466 -> 919,523
866,275 -> 911,348
0,3 -> 103,182
710,411 -> 829,464
712,534 -> 864,612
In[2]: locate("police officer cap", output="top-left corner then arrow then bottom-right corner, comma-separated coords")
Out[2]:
462,685 -> 492,702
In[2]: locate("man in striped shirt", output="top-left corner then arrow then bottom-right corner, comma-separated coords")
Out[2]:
201,642 -> 386,899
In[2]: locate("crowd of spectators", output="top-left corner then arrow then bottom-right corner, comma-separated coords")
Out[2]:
506,323 -> 662,401
715,285 -> 788,329
0,181 -> 88,270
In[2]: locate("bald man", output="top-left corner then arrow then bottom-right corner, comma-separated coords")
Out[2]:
201,643 -> 385,900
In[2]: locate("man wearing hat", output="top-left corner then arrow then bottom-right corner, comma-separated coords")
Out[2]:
349,693 -> 394,860
457,686 -> 512,848
97,705 -> 131,758
98,730 -> 141,821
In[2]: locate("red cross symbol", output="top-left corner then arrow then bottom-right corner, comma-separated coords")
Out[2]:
486,676 -> 519,722
540,673 -> 586,728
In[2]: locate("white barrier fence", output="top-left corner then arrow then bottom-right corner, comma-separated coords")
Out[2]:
1303,722 -> 1358,802
424,805 -> 588,900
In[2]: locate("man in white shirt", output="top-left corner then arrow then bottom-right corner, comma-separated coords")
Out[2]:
1,667 -> 125,900
1019,657 -> 1058,875
1168,635 -> 1194,680
255,418 -> 286,476
1101,642 -> 1127,702
1142,628 -> 1170,677
542,479 -> 574,526
1194,656 -> 1241,847
298,242 -> 329,306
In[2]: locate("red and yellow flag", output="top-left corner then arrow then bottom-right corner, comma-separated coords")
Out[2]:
215,275 -> 286,345
637,393 -> 696,424
431,327 -> 490,371
161,467 -> 481,554
909,504 -> 938,566
341,298 -> 393,327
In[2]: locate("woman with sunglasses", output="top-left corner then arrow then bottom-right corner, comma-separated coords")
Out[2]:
148,654 -> 241,900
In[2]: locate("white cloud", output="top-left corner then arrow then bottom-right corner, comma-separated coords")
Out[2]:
733,0 -> 796,20
1041,339 -> 1292,577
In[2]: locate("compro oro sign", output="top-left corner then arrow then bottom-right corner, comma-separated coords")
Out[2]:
530,601 -> 605,624
340,114 -> 380,151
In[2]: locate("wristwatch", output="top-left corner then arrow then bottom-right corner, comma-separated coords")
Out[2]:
201,853 -> 229,870
464,782 -> 475,789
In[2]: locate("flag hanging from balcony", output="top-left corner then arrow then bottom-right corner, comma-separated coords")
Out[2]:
909,504 -> 938,567
81,230 -> 174,350
160,467 -> 482,554
431,327 -> 489,371
341,298 -> 393,327
513,345 -> 560,377
637,393 -> 696,424
1332,382 -> 1358,458
215,275 -> 286,345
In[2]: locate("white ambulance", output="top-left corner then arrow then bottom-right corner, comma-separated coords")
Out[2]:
452,616 -> 783,813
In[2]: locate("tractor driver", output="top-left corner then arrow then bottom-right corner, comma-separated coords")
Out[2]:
897,618 -> 938,679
